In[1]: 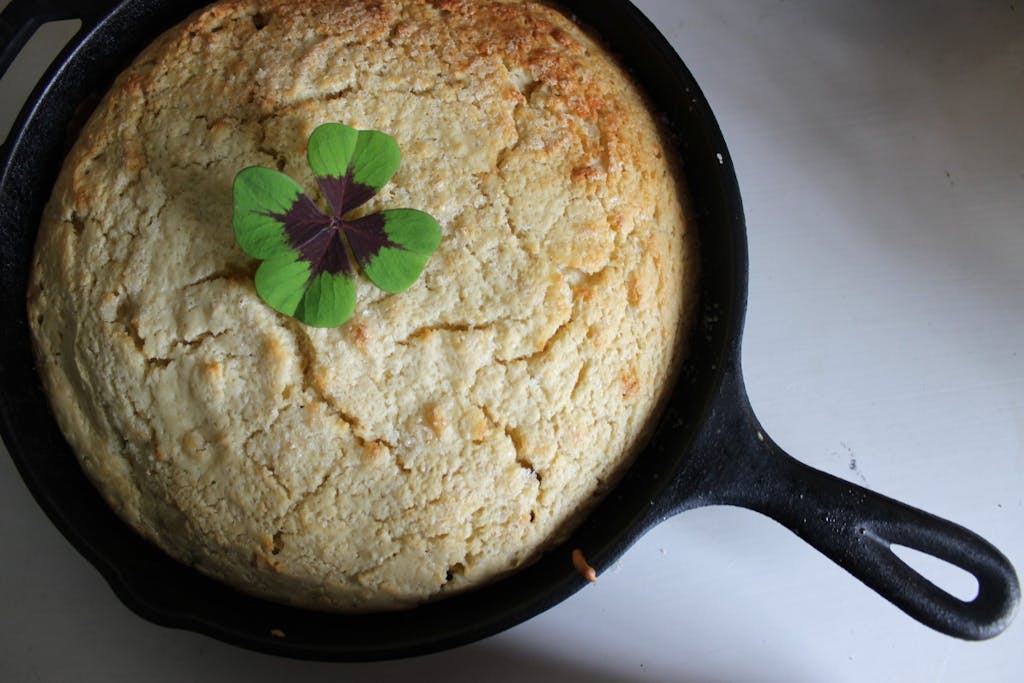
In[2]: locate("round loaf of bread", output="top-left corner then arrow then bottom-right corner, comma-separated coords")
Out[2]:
28,0 -> 693,611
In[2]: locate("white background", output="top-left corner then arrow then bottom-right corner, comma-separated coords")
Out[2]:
1,1 -> 1022,681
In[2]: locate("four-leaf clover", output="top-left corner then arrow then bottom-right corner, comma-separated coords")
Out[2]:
232,123 -> 441,327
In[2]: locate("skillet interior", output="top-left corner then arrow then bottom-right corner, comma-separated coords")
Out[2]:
0,0 -> 747,659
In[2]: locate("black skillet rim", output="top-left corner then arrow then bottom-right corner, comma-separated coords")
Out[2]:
0,0 -> 747,660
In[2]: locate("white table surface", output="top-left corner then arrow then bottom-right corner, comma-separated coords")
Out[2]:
2,1 -> 1022,681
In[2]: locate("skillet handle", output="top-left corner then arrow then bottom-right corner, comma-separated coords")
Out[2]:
689,367 -> 1020,640
0,0 -> 116,82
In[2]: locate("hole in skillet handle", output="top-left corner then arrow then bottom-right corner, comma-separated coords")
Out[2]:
890,544 -> 980,603
679,364 -> 1020,641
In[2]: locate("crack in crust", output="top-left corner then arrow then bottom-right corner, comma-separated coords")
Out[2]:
278,317 -> 372,447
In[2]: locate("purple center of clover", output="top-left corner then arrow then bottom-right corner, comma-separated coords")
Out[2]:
267,172 -> 396,279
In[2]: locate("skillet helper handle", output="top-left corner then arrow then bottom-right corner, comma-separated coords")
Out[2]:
697,370 -> 1020,640
0,0 -> 115,81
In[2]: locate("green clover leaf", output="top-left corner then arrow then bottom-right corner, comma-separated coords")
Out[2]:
232,123 -> 441,327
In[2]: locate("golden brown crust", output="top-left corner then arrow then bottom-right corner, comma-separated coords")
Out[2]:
28,0 -> 694,611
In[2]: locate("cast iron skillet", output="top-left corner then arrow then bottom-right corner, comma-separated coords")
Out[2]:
0,0 -> 1019,660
